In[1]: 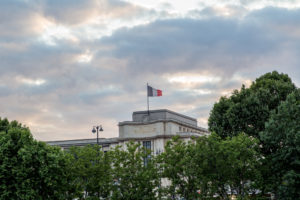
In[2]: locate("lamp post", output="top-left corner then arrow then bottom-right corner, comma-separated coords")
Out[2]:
92,125 -> 103,145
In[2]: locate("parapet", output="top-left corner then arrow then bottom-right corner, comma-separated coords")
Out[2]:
132,109 -> 197,126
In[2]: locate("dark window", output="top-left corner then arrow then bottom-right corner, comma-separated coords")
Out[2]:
143,141 -> 151,150
143,141 -> 151,166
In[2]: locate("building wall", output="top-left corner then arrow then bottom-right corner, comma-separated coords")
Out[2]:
47,110 -> 209,154
119,122 -> 165,138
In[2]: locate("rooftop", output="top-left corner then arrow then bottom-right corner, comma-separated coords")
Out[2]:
119,109 -> 198,126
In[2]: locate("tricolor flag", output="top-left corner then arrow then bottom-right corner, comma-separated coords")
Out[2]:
147,85 -> 162,97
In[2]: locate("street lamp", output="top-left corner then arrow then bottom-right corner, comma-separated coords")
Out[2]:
92,125 -> 103,145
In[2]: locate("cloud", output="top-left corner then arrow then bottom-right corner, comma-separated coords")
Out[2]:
0,1 -> 44,40
0,3 -> 299,141
98,8 -> 299,78
190,5 -> 248,18
42,0 -> 152,25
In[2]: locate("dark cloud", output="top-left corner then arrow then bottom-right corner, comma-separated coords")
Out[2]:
98,20 -> 259,76
96,7 -> 300,81
0,86 -> 11,97
0,0 -> 42,40
42,0 -> 99,25
246,6 -> 300,24
41,0 -> 152,25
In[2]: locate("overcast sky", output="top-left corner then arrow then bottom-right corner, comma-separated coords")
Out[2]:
1,0 -> 300,141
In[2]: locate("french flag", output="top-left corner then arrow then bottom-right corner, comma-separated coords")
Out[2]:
147,85 -> 162,97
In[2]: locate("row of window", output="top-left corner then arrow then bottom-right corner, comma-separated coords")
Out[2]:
179,126 -> 202,134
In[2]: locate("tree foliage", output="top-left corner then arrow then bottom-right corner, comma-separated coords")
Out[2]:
66,145 -> 113,200
0,119 -> 71,200
208,71 -> 296,139
159,136 -> 200,199
0,118 -> 266,200
260,89 -> 300,199
65,141 -> 161,200
160,134 -> 262,200
110,141 -> 160,200
0,117 -> 23,132
208,71 -> 299,197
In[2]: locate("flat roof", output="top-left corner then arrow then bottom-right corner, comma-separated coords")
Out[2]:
132,109 -> 197,122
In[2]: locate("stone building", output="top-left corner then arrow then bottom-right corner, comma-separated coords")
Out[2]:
47,109 -> 209,153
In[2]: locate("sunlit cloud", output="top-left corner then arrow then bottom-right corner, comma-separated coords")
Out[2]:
220,89 -> 234,96
16,76 -> 46,86
77,51 -> 93,63
38,22 -> 78,45
197,117 -> 208,127
125,0 -> 202,15
241,0 -> 300,10
203,5 -> 248,17
231,74 -> 252,87
178,88 -> 213,96
168,103 -> 197,113
167,74 -> 222,85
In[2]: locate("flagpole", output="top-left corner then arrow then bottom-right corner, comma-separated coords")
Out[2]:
147,83 -> 150,115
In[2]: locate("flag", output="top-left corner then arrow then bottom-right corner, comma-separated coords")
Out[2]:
147,85 -> 162,97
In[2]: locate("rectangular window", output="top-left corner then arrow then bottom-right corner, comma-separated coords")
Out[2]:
143,141 -> 151,150
143,141 -> 151,166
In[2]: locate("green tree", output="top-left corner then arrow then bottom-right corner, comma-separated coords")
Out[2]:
161,134 -> 262,200
196,134 -> 262,200
260,89 -> 300,199
0,117 -> 22,133
219,134 -> 262,199
66,145 -> 113,199
208,71 -> 298,196
208,71 -> 296,139
159,136 -> 201,200
111,141 -> 160,200
0,119 -> 71,200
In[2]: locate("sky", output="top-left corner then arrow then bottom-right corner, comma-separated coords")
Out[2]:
1,0 -> 300,141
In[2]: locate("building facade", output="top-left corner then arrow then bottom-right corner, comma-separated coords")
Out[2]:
47,109 -> 209,153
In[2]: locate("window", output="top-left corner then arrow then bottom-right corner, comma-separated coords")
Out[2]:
179,126 -> 182,132
143,141 -> 151,166
143,141 -> 151,150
